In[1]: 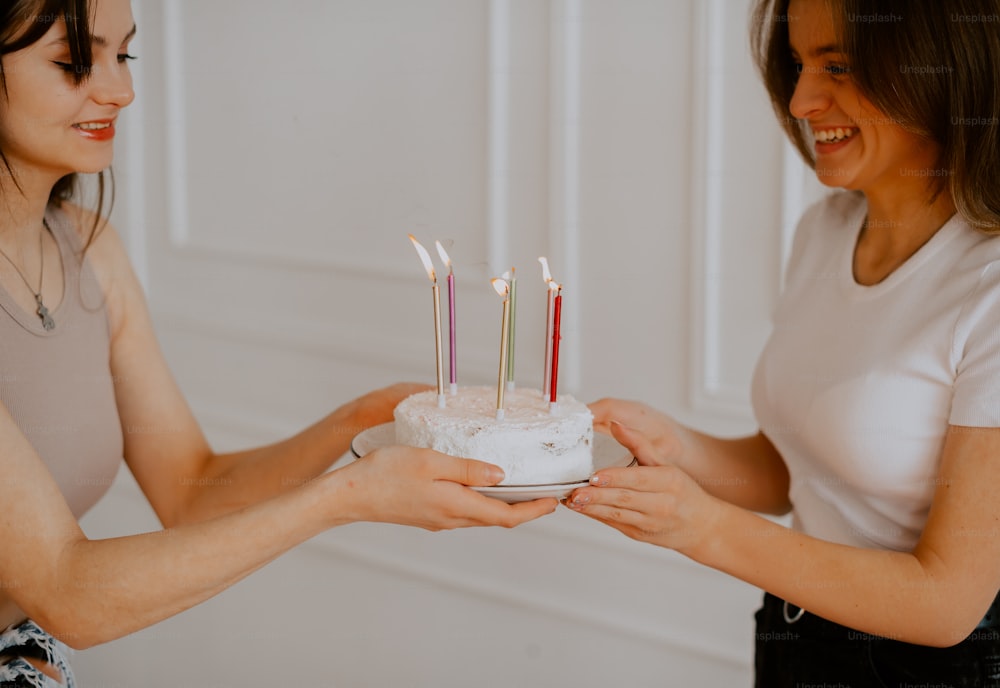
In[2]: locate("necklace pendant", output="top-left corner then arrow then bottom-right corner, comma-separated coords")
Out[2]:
35,294 -> 55,331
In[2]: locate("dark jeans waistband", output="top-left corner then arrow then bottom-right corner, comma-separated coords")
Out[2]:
774,588 -> 1000,637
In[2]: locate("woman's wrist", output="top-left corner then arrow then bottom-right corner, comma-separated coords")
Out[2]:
677,494 -> 741,567
312,467 -> 365,527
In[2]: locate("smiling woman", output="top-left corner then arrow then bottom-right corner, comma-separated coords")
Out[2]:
567,0 -> 1000,686
0,0 -> 135,252
752,0 -> 1000,231
0,1 -> 556,685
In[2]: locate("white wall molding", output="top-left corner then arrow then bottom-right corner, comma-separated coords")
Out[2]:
548,0 -> 583,392
116,0 -> 148,288
487,0 -> 512,275
156,308 -> 500,378
160,0 -> 415,280
162,0 -> 189,250
689,0 -> 748,416
306,529 -> 750,670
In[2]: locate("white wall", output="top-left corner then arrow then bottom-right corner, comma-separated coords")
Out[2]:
77,1 -> 821,685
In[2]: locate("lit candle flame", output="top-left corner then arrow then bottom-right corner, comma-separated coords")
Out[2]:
408,234 -> 437,283
538,256 -> 552,284
491,277 -> 509,297
434,240 -> 453,273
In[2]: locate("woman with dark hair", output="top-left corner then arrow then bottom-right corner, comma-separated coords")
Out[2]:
568,0 -> 1000,685
0,1 -> 555,684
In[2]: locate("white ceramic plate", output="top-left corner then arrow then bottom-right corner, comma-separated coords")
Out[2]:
350,422 -> 636,503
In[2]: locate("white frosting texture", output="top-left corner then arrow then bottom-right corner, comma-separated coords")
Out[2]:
394,386 -> 594,485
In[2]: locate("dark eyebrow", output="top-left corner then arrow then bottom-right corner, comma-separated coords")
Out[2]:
47,23 -> 137,48
811,44 -> 843,58
791,43 -> 844,60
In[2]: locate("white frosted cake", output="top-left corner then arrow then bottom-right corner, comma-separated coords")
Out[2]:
394,386 -> 594,485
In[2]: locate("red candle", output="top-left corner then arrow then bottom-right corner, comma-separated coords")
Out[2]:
539,257 -> 554,396
549,285 -> 562,405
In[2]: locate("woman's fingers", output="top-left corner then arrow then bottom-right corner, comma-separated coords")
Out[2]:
420,482 -> 558,528
482,495 -> 559,526
589,398 -> 642,432
608,420 -> 664,467
564,464 -> 712,551
436,455 -> 507,487
352,447 -> 557,529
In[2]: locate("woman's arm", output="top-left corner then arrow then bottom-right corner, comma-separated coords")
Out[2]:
162,381 -> 429,525
567,422 -> 1000,647
0,402 -> 555,649
589,398 -> 791,514
83,212 -> 428,526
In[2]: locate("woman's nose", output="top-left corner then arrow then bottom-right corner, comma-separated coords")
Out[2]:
88,60 -> 135,109
788,66 -> 829,121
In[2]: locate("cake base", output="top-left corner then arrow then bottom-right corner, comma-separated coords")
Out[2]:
393,386 -> 594,485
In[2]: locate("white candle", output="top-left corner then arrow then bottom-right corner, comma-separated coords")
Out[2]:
491,278 -> 511,421
408,235 -> 446,408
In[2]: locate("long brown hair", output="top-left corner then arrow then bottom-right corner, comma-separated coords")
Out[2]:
750,0 -> 1000,231
0,0 -> 113,247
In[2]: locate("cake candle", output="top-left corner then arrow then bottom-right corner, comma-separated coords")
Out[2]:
435,241 -> 458,395
549,284 -> 563,410
492,278 -> 511,421
539,257 -> 554,397
408,234 -> 446,408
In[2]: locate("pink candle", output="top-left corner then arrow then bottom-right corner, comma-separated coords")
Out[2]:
549,285 -> 562,405
447,271 -> 456,389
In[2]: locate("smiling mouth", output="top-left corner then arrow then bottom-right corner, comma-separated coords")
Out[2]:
813,127 -> 857,144
74,122 -> 112,131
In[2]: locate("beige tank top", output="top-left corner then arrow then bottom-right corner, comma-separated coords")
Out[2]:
0,205 -> 123,518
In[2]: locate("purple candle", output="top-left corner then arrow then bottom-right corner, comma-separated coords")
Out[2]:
435,241 -> 458,394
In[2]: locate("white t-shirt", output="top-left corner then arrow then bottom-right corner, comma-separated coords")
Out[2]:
751,191 -> 1000,551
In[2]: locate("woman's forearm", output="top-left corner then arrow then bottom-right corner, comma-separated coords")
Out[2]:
175,407 -> 358,525
678,429 -> 791,514
37,471 -> 353,649
173,384 -> 424,526
28,446 -> 552,649
689,502 -> 982,647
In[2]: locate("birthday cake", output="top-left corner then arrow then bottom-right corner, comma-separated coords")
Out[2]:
394,386 -> 594,485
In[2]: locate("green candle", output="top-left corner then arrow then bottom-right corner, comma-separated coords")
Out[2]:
505,268 -> 517,390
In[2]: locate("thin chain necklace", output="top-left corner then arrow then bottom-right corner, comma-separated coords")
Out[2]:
0,219 -> 56,331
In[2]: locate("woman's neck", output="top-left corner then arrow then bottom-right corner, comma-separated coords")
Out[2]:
854,187 -> 957,286
0,169 -> 62,241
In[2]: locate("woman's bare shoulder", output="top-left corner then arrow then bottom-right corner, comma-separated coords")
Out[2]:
56,201 -> 145,336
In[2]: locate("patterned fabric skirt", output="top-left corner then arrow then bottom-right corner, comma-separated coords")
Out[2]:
0,620 -> 74,688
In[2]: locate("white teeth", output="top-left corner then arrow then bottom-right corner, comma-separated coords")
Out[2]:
76,122 -> 110,130
814,127 -> 855,144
